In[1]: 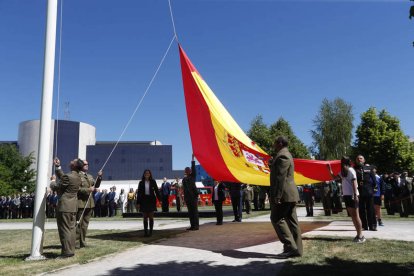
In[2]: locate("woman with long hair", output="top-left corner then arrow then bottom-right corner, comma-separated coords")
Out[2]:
328,157 -> 365,243
136,169 -> 161,237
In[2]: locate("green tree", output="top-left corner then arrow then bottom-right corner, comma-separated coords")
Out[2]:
246,115 -> 272,153
269,117 -> 310,158
0,144 -> 36,195
246,115 -> 310,158
354,107 -> 414,173
311,98 -> 354,160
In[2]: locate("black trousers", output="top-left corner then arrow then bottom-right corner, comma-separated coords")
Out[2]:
214,201 -> 223,223
231,195 -> 242,221
359,196 -> 376,229
162,195 -> 169,212
186,199 -> 199,229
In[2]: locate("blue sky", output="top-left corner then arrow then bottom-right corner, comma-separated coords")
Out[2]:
1,0 -> 413,170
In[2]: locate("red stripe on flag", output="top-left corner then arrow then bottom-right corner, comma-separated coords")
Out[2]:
179,45 -> 238,182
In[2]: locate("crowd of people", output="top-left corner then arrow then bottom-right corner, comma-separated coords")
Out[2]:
0,193 -> 35,219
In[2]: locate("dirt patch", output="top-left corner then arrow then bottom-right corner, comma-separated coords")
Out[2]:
156,221 -> 328,252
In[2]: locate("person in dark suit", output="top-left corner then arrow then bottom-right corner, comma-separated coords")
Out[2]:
136,169 -> 161,237
51,158 -> 84,258
212,180 -> 226,225
270,136 -> 303,259
354,155 -> 377,231
182,154 -> 199,230
227,182 -> 242,222
160,177 -> 171,212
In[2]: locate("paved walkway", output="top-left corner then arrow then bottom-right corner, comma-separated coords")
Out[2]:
2,207 -> 413,275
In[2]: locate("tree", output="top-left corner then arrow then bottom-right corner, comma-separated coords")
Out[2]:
269,118 -> 310,158
354,107 -> 414,173
0,144 -> 36,195
311,98 -> 354,160
246,115 -> 272,153
246,115 -> 310,158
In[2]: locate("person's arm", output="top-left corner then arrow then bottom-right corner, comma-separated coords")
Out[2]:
272,155 -> 290,204
153,180 -> 161,201
191,154 -> 196,178
94,171 -> 103,188
54,157 -> 64,179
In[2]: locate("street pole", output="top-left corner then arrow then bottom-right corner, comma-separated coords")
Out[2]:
27,0 -> 58,260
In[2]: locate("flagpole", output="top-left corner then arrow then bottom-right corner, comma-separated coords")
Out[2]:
27,0 -> 58,260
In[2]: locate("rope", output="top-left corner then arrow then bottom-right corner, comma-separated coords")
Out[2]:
168,0 -> 179,42
98,35 -> 176,172
53,0 -> 64,169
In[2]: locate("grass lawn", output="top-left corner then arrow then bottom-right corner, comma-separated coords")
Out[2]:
0,228 -> 184,276
281,236 -> 414,276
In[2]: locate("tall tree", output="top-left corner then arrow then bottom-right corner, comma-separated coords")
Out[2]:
246,115 -> 309,158
0,144 -> 36,195
311,98 -> 354,160
269,118 -> 310,158
354,107 -> 414,173
246,115 -> 272,153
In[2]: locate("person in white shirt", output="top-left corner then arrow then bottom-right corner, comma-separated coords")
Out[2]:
328,156 -> 365,243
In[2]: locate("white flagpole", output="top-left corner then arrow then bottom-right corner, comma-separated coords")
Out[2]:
27,0 -> 58,260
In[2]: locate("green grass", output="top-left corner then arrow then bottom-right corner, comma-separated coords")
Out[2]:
281,236 -> 414,276
0,228 -> 184,276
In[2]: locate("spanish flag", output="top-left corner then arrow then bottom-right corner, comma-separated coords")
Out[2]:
179,45 -> 340,185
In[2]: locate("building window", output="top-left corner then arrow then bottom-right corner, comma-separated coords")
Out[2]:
121,158 -> 126,163
160,167 -> 163,171
108,176 -> 112,180
146,158 -> 151,163
95,159 -> 100,164
160,158 -> 163,163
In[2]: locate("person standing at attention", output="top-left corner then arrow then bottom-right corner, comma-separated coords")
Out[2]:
354,155 -> 377,231
270,136 -> 303,259
126,188 -> 135,213
161,177 -> 171,212
182,154 -> 199,230
136,169 -> 161,237
212,180 -> 226,225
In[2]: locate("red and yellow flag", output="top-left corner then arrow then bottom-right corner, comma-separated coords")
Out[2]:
179,45 -> 340,185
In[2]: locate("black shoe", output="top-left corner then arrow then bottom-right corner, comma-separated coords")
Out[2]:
275,250 -> 300,259
232,219 -> 237,222
186,227 -> 194,231
369,227 -> 377,231
216,222 -> 223,225
191,227 -> 199,231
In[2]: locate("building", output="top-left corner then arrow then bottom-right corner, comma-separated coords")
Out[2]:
13,119 -> 182,182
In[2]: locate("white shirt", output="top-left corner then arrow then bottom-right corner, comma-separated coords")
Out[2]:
341,167 -> 359,196
214,185 -> 219,201
145,180 -> 150,195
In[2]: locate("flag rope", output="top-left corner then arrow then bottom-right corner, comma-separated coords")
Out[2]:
168,0 -> 179,42
54,0 -> 64,168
